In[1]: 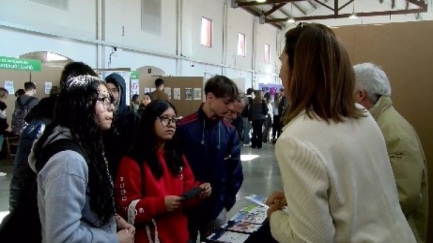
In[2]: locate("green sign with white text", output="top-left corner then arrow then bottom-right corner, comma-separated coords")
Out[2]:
131,71 -> 139,79
0,56 -> 42,71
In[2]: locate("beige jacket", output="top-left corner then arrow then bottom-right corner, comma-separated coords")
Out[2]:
270,107 -> 415,243
370,96 -> 428,243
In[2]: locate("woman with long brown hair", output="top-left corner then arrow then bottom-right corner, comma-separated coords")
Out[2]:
265,23 -> 415,242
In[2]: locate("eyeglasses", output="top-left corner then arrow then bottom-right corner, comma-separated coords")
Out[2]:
97,97 -> 113,110
157,116 -> 178,127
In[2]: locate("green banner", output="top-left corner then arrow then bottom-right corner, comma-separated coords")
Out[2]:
0,56 -> 42,71
131,71 -> 139,79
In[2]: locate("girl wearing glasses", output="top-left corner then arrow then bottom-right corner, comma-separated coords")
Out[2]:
114,100 -> 211,243
29,75 -> 135,243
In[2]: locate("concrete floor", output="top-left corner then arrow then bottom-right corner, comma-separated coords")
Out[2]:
0,143 -> 282,222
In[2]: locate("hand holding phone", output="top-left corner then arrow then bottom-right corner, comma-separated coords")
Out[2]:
180,187 -> 204,201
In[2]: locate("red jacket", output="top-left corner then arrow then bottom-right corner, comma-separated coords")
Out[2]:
114,151 -> 201,243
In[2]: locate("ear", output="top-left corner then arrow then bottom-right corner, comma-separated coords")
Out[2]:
206,92 -> 215,101
354,89 -> 366,103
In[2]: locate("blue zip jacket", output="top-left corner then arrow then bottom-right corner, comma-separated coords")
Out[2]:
177,105 -> 243,223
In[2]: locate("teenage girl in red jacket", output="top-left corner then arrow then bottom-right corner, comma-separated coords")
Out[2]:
114,100 -> 211,243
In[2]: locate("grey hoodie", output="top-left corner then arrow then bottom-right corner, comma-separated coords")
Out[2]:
29,126 -> 118,243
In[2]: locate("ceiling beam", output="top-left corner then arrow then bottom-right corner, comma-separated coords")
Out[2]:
264,3 -> 287,16
235,0 -> 309,7
313,0 -> 334,11
307,0 -> 317,9
278,6 -> 294,18
406,0 -> 428,9
334,0 -> 338,16
243,6 -> 283,29
338,0 -> 354,11
265,7 -> 428,22
292,2 -> 307,15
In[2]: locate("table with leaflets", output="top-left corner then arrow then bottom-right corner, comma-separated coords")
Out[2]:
206,195 -> 279,243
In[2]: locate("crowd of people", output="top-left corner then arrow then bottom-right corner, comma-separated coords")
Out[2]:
0,21 -> 428,243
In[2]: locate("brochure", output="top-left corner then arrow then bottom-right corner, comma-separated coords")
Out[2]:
222,221 -> 262,233
229,205 -> 267,225
244,194 -> 268,208
207,229 -> 250,243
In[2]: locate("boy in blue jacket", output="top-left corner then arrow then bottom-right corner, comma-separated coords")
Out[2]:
177,75 -> 243,242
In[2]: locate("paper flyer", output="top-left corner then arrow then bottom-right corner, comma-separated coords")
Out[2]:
144,87 -> 150,94
193,88 -> 202,101
184,88 -> 192,100
131,79 -> 139,95
173,88 -> 181,100
4,80 -> 14,94
164,87 -> 171,99
44,82 -> 52,95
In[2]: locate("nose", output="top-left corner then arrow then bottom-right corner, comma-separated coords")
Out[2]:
108,103 -> 115,112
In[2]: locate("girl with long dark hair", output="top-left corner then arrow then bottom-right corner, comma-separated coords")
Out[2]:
29,75 -> 135,242
114,100 -> 211,243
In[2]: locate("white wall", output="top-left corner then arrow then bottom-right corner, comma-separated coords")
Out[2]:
254,22 -> 279,87
226,7 -> 254,70
105,0 -> 177,55
0,0 -> 96,39
0,27 -> 97,67
0,0 -> 280,90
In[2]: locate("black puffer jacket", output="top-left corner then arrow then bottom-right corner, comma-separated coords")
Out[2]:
8,95 -> 56,211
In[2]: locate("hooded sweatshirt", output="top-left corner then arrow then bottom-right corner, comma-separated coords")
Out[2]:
28,126 -> 118,243
103,73 -> 140,178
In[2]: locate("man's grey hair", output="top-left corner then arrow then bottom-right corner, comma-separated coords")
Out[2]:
353,63 -> 391,105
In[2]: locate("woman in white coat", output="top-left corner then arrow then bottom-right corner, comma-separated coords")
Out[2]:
266,23 -> 416,243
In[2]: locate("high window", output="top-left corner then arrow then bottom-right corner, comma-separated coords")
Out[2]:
201,17 -> 212,47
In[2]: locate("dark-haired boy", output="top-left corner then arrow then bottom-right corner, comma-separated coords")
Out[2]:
177,75 -> 244,242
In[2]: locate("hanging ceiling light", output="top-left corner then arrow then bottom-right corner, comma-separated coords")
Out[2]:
349,13 -> 358,19
256,0 -> 266,2
287,4 -> 295,23
349,1 -> 357,19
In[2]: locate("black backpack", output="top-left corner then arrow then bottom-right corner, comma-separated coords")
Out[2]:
11,97 -> 37,135
241,96 -> 253,118
0,139 -> 84,243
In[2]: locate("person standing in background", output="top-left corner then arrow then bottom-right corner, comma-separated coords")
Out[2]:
131,94 -> 140,113
137,92 -> 154,117
103,73 -> 140,179
262,92 -> 273,143
354,63 -> 428,243
225,92 -> 246,139
0,88 -> 9,177
150,78 -> 170,101
271,90 -> 283,143
14,89 -> 25,98
11,81 -> 39,135
249,90 -> 268,149
240,88 -> 254,146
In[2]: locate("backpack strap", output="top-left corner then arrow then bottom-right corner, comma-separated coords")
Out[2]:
17,97 -> 36,109
35,139 -> 85,173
